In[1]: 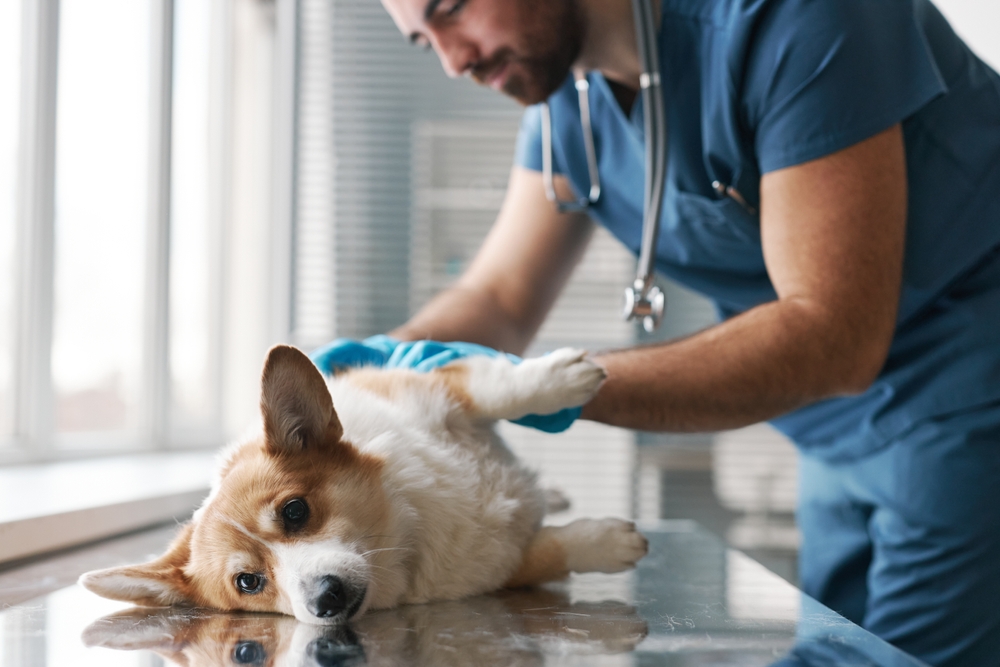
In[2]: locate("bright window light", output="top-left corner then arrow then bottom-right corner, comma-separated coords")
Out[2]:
934,0 -> 1000,70
52,0 -> 151,438
170,0 -> 216,431
0,0 -> 21,443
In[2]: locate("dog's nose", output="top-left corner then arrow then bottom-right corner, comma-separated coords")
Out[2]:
308,575 -> 347,618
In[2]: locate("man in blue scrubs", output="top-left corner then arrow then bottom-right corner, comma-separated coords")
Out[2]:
343,0 -> 1000,663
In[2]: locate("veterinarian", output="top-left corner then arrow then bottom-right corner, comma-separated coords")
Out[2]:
312,0 -> 1000,664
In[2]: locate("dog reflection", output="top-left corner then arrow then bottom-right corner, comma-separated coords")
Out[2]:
83,587 -> 647,666
83,609 -> 364,666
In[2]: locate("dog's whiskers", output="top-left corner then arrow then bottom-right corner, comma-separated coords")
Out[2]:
365,563 -> 398,575
360,547 -> 411,557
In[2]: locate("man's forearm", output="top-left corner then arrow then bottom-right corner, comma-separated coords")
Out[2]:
583,125 -> 907,432
389,284 -> 535,355
581,297 -> 887,432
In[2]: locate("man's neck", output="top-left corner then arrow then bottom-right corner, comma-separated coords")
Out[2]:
573,0 -> 659,90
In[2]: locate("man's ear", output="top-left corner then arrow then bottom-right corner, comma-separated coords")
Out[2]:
260,344 -> 344,456
78,523 -> 195,607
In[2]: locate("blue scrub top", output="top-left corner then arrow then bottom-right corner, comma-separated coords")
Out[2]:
515,0 -> 1000,461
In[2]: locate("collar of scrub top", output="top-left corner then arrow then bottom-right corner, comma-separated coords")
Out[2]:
541,0 -> 666,332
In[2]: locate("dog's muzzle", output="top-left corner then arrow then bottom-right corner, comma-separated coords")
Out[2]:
306,575 -> 366,621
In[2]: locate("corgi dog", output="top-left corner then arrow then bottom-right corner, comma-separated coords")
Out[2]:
80,345 -> 648,625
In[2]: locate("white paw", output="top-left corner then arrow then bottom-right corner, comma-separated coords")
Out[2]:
513,348 -> 606,416
562,519 -> 649,574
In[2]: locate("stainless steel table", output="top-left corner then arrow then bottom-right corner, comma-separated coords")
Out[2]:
0,520 -> 928,666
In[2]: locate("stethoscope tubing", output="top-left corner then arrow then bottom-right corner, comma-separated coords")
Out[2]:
541,76 -> 600,211
541,0 -> 667,330
633,0 -> 666,296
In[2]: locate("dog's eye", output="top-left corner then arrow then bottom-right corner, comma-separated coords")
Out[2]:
232,639 -> 265,664
281,498 -> 310,529
235,573 -> 264,594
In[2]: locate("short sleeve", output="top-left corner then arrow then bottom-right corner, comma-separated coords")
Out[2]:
740,0 -> 947,173
514,104 -> 545,172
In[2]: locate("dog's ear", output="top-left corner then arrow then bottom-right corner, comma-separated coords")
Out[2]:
78,523 -> 195,607
260,344 -> 344,456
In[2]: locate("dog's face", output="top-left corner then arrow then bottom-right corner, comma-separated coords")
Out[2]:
80,346 -> 393,625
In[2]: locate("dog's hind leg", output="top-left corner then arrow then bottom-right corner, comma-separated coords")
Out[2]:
503,519 -> 649,588
433,348 -> 606,422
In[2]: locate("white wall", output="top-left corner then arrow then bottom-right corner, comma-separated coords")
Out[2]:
934,0 -> 1000,70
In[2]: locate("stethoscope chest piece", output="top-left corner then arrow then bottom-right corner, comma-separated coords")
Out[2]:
623,279 -> 665,333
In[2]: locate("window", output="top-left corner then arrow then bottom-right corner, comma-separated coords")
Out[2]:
51,0 -> 151,441
2,0 -> 283,464
0,0 -> 20,445
169,0 -> 221,440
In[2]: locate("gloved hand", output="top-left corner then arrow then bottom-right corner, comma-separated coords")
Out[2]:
309,335 -> 582,433
309,334 -> 400,372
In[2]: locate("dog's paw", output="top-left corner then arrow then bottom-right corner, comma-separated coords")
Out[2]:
562,519 -> 649,574
514,348 -> 606,415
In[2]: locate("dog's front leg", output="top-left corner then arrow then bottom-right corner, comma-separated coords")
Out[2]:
435,348 -> 606,422
503,519 -> 649,587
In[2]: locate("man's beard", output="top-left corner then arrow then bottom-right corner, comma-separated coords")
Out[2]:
470,0 -> 585,106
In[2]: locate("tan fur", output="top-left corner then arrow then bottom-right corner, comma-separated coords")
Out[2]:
261,345 -> 344,453
503,526 -> 570,588
345,364 -> 474,412
181,440 -> 390,613
80,344 -> 647,624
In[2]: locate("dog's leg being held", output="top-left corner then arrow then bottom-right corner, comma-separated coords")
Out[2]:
504,519 -> 649,588
437,348 -> 607,422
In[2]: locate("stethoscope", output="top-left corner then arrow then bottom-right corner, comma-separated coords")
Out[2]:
541,0 -> 666,333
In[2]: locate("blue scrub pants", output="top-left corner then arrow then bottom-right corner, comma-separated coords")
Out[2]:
798,404 -> 1000,667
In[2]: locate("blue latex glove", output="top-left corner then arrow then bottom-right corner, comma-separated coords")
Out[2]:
309,336 -> 581,433
310,334 -> 399,372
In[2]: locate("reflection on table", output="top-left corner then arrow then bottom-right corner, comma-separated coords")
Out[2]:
0,521 -> 927,666
83,588 -> 646,667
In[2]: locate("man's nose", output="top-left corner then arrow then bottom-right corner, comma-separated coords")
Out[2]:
431,30 -> 478,78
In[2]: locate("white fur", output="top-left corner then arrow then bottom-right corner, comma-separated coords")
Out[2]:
78,347 -> 652,625
444,348 -> 608,421
316,350 -> 609,612
556,519 -> 650,573
273,539 -> 369,621
326,376 -> 544,610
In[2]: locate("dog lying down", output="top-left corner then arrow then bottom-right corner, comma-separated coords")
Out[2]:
80,345 -> 648,625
